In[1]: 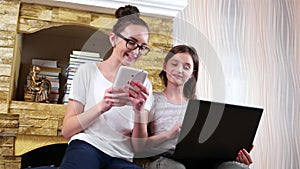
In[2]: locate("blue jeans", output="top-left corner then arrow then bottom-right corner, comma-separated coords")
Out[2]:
60,140 -> 142,169
24,140 -> 143,169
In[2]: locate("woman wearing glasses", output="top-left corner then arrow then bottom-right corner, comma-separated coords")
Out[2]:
59,5 -> 151,169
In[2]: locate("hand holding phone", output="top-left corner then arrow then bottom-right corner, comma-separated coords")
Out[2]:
113,66 -> 148,105
113,66 -> 148,88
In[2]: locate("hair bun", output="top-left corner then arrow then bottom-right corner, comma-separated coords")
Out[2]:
115,5 -> 140,18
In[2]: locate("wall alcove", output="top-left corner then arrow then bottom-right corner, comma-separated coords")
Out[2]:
16,25 -> 110,103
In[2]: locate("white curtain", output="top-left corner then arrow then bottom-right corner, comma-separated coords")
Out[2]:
174,0 -> 300,168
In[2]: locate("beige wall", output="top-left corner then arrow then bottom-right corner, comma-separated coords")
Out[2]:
175,0 -> 300,168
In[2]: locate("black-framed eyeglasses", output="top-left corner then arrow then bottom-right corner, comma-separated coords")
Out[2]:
116,33 -> 150,56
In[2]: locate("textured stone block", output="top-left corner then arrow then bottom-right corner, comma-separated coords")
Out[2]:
0,113 -> 19,128
0,40 -> 14,48
90,15 -> 115,30
0,47 -> 13,58
1,156 -> 21,169
0,24 -> 16,32
0,58 -> 12,65
18,113 -> 59,136
9,101 -> 66,113
20,3 -> 53,21
0,0 -> 20,15
0,77 -> 10,93
0,137 -> 14,156
18,18 -> 62,34
0,77 -> 10,83
0,102 -> 7,113
0,65 -> 11,77
9,101 -> 66,136
0,91 -> 8,101
0,113 -> 18,134
0,14 -> 18,25
0,31 -> 15,40
56,8 -> 91,24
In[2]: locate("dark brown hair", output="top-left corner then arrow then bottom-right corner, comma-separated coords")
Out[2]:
103,5 -> 149,60
113,5 -> 149,34
159,45 -> 199,99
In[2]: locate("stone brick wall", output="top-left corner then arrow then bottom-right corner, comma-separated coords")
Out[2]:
0,1 -> 20,114
17,3 -> 173,91
0,1 -> 21,167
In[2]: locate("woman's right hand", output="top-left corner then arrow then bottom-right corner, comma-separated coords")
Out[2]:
62,86 -> 130,139
98,86 -> 130,112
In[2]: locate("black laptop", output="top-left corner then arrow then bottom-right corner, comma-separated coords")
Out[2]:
172,99 -> 263,162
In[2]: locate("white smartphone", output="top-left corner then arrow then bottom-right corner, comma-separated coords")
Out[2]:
113,66 -> 148,88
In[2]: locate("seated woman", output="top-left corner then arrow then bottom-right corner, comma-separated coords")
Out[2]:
132,45 -> 252,169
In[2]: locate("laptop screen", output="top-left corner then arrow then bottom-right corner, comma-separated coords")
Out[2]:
172,100 -> 263,162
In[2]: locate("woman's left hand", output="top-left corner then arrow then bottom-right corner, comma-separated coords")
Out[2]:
166,123 -> 182,139
128,81 -> 149,113
236,148 -> 253,166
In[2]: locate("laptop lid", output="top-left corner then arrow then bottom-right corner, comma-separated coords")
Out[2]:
172,100 -> 263,161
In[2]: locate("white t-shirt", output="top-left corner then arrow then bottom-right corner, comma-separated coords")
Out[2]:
148,92 -> 188,152
68,62 -> 153,161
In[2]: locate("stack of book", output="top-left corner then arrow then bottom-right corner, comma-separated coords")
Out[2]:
27,59 -> 62,103
63,50 -> 102,104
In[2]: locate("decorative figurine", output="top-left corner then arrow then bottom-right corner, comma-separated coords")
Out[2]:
26,65 -> 51,102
